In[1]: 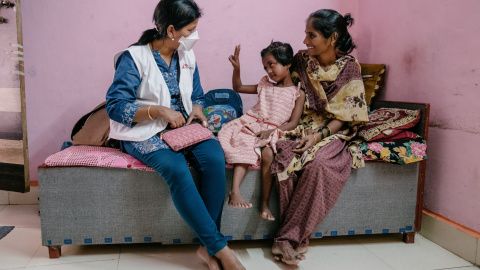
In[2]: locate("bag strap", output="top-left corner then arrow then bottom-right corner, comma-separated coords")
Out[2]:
71,101 -> 107,140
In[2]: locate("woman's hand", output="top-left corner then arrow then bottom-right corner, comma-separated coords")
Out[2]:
228,45 -> 241,70
186,104 -> 208,127
159,106 -> 185,128
255,129 -> 275,140
292,134 -> 316,154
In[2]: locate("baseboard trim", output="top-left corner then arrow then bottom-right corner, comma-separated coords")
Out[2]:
421,208 -> 479,265
422,209 -> 480,239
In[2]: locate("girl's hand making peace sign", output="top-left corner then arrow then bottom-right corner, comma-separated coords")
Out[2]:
228,44 -> 241,70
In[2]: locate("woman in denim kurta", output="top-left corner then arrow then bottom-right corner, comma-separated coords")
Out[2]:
105,1 -> 244,269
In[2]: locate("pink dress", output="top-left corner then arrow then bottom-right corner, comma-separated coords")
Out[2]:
218,76 -> 300,165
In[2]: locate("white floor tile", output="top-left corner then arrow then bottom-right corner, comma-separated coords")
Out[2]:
0,204 -> 6,212
1,204 -> 477,270
118,244 -> 207,270
0,205 -> 40,228
9,186 -> 39,205
0,227 -> 42,270
119,242 -> 175,260
25,260 -> 118,270
357,234 -> 474,270
28,244 -> 121,267
297,237 -> 395,270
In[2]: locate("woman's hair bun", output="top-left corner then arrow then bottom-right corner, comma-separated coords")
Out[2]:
344,13 -> 354,27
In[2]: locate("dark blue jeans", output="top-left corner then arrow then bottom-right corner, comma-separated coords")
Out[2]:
123,138 -> 228,256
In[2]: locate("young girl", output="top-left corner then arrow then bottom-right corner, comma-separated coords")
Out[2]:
218,42 -> 306,221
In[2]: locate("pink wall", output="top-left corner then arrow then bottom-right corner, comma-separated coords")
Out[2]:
21,0 -> 480,232
357,0 -> 480,231
21,0 -> 358,181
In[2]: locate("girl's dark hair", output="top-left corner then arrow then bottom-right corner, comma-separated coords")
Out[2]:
308,9 -> 356,55
132,0 -> 202,46
260,41 -> 294,66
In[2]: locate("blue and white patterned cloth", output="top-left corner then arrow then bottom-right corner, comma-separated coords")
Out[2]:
106,49 -> 205,154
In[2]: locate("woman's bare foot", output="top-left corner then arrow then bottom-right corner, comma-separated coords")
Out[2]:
197,246 -> 221,270
228,191 -> 252,208
260,205 -> 275,221
296,246 -> 308,260
215,246 -> 246,270
272,242 -> 302,265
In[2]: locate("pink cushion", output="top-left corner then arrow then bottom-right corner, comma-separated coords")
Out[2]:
44,146 -> 154,171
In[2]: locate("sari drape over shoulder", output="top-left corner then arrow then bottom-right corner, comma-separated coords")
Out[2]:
275,51 -> 369,181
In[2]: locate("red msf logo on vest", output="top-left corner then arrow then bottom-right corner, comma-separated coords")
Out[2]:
182,63 -> 195,70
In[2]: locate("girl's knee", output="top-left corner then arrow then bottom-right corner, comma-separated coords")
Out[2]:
262,147 -> 274,163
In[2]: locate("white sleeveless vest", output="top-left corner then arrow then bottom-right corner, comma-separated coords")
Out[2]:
109,45 -> 196,141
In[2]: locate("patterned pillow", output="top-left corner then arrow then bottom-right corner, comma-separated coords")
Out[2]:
360,63 -> 386,107
358,108 -> 421,142
44,145 -> 154,171
360,137 -> 427,164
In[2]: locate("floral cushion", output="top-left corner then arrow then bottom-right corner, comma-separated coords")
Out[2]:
360,137 -> 427,164
44,145 -> 154,171
358,108 -> 421,141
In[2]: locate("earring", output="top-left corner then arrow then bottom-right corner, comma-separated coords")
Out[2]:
172,38 -> 174,41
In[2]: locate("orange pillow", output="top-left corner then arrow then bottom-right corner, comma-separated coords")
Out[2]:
360,64 -> 386,107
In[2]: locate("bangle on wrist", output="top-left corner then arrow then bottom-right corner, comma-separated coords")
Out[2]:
324,126 -> 331,137
147,105 -> 154,120
320,131 -> 325,140
313,133 -> 318,144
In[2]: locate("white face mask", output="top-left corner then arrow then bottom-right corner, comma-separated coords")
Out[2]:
177,30 -> 199,51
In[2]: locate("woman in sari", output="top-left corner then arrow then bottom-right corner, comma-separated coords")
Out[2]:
271,9 -> 369,265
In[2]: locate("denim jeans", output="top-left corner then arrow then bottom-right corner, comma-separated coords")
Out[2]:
123,138 -> 228,256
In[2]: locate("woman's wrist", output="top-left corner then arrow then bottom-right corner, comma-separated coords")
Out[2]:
323,126 -> 331,137
147,105 -> 155,120
313,130 -> 326,144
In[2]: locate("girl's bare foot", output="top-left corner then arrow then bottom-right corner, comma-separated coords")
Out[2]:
272,242 -> 301,265
196,246 -> 221,270
215,246 -> 246,270
228,191 -> 252,208
260,205 -> 275,221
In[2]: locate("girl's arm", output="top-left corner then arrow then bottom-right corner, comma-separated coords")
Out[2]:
228,44 -> 258,94
278,90 -> 306,131
256,90 -> 306,140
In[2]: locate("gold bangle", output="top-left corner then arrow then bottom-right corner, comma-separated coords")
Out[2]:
313,133 -> 318,144
147,105 -> 154,120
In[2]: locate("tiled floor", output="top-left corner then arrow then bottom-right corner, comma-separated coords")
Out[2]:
0,205 -> 478,270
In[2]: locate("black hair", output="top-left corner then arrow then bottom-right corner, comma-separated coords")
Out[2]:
308,9 -> 356,55
131,0 -> 202,46
260,41 -> 294,67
